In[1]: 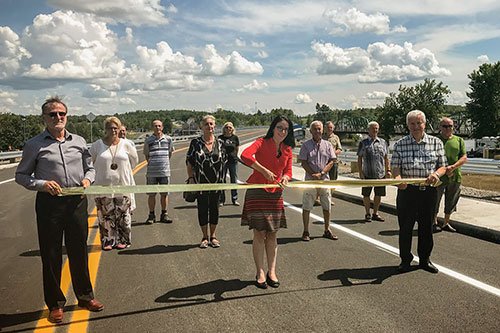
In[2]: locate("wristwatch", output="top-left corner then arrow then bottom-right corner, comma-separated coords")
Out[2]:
320,171 -> 325,176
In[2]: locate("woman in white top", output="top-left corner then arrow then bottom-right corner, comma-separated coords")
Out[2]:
90,117 -> 138,250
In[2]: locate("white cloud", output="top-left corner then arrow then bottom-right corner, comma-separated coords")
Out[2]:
365,91 -> 389,99
0,27 -> 31,79
165,4 -> 178,14
324,7 -> 406,35
235,38 -> 246,47
20,11 -> 124,81
192,1 -> 326,34
354,0 -> 500,16
295,93 -> 312,104
312,42 -> 370,75
83,84 -> 116,98
119,97 -> 136,105
256,50 -> 269,59
47,0 -> 170,26
477,55 -> 490,64
201,44 -> 263,75
125,88 -> 143,95
125,27 -> 134,43
233,79 -> 269,93
0,89 -> 18,108
447,90 -> 468,105
312,41 -> 451,83
251,41 -> 265,48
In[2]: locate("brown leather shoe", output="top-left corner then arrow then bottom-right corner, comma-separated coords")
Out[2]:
78,299 -> 104,312
48,308 -> 63,323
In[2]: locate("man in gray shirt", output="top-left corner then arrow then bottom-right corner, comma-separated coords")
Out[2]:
357,121 -> 391,222
15,96 -> 103,323
143,120 -> 175,224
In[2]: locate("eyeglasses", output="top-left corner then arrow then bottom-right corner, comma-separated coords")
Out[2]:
276,125 -> 289,132
44,111 -> 66,118
106,127 -> 119,130
441,124 -> 453,128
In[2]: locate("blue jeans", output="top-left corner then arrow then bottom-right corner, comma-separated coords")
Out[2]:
220,162 -> 238,203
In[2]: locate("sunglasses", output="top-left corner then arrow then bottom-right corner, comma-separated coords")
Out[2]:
441,124 -> 453,128
45,111 -> 66,118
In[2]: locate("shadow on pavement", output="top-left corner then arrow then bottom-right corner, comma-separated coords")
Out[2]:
3,282 -> 383,331
156,279 -> 254,302
0,305 -> 78,330
20,245 -> 101,257
242,237 -> 319,245
117,244 -> 198,255
324,219 -> 370,225
219,214 -> 242,219
379,230 -> 418,237
173,205 -> 197,210
318,265 -> 398,286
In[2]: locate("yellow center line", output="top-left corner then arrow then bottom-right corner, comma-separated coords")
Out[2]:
34,130 -> 262,331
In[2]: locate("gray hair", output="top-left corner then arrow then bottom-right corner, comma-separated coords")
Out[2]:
406,110 -> 426,125
325,121 -> 334,127
200,115 -> 216,127
309,120 -> 323,131
367,121 -> 379,129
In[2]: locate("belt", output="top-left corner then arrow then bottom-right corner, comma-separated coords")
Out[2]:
408,183 -> 432,191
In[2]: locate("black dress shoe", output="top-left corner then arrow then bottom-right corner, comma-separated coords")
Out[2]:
397,263 -> 411,273
255,276 -> 268,289
266,273 -> 280,288
419,261 -> 439,273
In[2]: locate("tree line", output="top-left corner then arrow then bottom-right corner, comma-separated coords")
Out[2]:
1,61 -> 499,151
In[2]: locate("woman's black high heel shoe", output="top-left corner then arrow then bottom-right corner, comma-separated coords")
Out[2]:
266,273 -> 280,288
256,275 -> 268,289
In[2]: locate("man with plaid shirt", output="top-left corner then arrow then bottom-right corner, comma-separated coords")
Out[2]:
391,110 -> 447,274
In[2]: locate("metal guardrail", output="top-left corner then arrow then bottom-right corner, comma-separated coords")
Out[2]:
0,129 -> 232,163
292,149 -> 500,175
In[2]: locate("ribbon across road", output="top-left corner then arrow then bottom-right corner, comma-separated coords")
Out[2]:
60,178 -> 435,196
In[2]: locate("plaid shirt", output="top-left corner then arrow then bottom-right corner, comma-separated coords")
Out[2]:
357,136 -> 388,179
391,134 -> 447,178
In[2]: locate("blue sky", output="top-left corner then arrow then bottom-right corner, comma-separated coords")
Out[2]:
1,0 -> 499,116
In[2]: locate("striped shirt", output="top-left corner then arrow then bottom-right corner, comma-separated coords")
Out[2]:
144,134 -> 174,177
391,134 -> 447,178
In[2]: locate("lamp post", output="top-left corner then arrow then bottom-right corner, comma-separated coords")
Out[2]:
22,116 -> 26,143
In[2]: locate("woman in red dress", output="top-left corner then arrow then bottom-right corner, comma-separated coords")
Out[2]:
240,115 -> 294,289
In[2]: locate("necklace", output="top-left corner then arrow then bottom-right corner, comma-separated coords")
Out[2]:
203,136 -> 214,144
109,143 -> 118,170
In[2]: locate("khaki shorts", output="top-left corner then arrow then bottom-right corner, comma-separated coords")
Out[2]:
302,188 -> 331,211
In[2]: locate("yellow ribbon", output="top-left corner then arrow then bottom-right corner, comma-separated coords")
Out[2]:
60,178 -> 435,196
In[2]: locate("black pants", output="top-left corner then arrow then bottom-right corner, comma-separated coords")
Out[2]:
396,186 -> 437,264
36,192 -> 94,310
197,191 -> 220,226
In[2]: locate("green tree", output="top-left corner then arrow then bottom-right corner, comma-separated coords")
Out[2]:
377,79 -> 450,139
314,103 -> 334,124
466,61 -> 500,138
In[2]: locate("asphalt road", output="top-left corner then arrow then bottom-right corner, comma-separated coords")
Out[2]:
1,128 -> 500,332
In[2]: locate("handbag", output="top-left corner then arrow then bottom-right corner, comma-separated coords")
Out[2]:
183,178 -> 198,202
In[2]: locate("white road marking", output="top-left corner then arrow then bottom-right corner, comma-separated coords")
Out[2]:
283,202 -> 500,298
0,178 -> 15,185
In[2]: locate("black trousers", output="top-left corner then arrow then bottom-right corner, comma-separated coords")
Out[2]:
396,186 -> 437,264
197,191 -> 220,226
35,192 -> 94,310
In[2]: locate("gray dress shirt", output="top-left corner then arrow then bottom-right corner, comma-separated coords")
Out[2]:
16,129 -> 95,191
